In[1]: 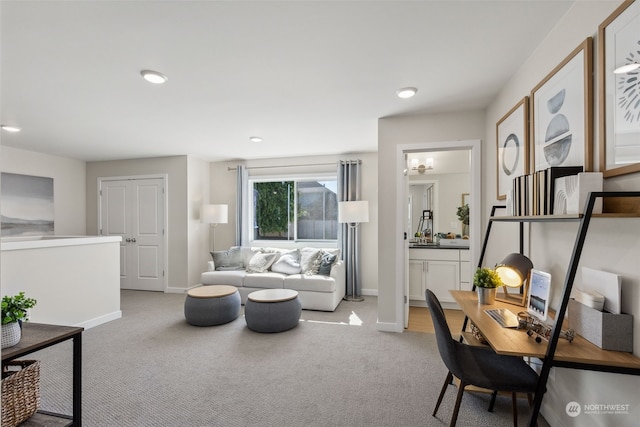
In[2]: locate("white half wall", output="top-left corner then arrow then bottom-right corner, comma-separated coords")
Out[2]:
1,237 -> 122,328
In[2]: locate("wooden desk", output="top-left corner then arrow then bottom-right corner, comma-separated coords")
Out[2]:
2,323 -> 83,426
451,290 -> 640,372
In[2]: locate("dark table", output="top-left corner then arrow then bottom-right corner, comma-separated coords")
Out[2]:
2,323 -> 83,426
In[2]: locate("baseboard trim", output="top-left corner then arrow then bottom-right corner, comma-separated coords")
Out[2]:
76,310 -> 122,329
377,321 -> 402,333
166,286 -> 190,293
361,288 -> 378,296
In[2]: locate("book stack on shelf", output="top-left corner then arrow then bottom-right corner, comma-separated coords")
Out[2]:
508,166 -> 583,216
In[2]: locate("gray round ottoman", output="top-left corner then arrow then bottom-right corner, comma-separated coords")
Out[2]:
184,285 -> 240,326
245,289 -> 301,333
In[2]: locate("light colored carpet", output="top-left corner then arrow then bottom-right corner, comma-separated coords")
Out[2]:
28,290 -> 538,426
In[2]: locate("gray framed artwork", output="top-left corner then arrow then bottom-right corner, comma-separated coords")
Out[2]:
531,38 -> 593,173
496,97 -> 529,200
1,172 -> 54,236
599,0 -> 640,178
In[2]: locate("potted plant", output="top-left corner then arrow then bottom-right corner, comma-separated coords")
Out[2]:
457,204 -> 469,237
473,267 -> 503,304
1,292 -> 37,349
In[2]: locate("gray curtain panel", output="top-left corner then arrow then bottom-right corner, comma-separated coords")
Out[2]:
338,160 -> 363,298
236,164 -> 247,246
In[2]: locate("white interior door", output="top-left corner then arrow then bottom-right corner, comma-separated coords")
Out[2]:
100,177 -> 166,291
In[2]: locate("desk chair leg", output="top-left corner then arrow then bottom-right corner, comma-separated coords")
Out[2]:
433,371 -> 453,417
488,390 -> 498,412
450,380 -> 467,427
511,392 -> 518,427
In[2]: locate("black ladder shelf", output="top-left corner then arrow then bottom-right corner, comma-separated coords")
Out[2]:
464,191 -> 640,427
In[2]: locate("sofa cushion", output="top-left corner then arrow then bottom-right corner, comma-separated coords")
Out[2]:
246,252 -> 278,273
317,252 -> 338,276
210,246 -> 243,270
284,274 -> 336,293
271,253 -> 302,275
244,272 -> 287,289
201,270 -> 246,287
241,247 -> 263,266
300,248 -> 323,275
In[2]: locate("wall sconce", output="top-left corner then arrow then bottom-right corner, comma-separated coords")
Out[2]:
494,252 -> 533,306
411,158 -> 434,174
201,204 -> 228,251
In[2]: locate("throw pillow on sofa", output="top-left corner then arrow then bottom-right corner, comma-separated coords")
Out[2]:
317,251 -> 338,276
271,254 -> 302,275
300,248 -> 322,275
246,252 -> 279,273
210,246 -> 243,271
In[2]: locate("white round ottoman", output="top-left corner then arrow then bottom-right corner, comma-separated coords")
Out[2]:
184,285 -> 240,326
245,289 -> 301,333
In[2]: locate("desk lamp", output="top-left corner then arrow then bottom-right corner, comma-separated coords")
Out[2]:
494,252 -> 533,306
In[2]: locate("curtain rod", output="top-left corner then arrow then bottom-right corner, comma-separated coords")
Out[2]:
227,160 -> 360,171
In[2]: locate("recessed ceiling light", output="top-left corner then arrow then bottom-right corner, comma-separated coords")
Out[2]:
249,136 -> 263,143
396,87 -> 417,99
1,125 -> 21,133
614,63 -> 640,74
140,70 -> 168,84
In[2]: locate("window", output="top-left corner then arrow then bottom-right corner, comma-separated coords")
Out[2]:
251,178 -> 338,241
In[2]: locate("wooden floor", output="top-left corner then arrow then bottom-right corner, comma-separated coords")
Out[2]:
406,306 -> 466,334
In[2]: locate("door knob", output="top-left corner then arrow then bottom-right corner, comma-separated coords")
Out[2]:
131,238 -> 136,243
125,238 -> 131,242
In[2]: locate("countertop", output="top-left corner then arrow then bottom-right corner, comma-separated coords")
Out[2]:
409,243 -> 469,250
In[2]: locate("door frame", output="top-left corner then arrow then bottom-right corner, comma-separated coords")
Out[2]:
97,174 -> 169,292
396,140 -> 481,332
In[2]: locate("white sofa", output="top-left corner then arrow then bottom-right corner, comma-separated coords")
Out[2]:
200,247 -> 345,311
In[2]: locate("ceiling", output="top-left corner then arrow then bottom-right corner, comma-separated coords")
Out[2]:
0,1 -> 575,163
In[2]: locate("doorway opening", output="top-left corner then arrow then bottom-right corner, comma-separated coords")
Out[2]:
396,140 -> 481,330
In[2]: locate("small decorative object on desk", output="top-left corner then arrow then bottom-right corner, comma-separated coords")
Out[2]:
473,267 -> 504,305
1,292 -> 37,349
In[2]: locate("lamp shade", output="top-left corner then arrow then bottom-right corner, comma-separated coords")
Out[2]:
495,253 -> 533,288
338,201 -> 369,224
201,204 -> 228,224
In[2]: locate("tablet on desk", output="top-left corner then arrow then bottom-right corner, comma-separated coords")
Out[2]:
484,269 -> 552,328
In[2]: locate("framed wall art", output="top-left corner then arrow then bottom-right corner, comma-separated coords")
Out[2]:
496,97 -> 529,200
599,0 -> 640,178
531,38 -> 593,173
1,172 -> 54,236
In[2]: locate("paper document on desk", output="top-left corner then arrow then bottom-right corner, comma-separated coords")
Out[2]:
577,267 -> 621,314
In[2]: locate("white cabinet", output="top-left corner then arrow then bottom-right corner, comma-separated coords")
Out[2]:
409,248 -> 469,306
459,249 -> 471,291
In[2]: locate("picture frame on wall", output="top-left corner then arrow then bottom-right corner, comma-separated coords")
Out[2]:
598,0 -> 640,178
496,97 -> 529,200
531,37 -> 593,173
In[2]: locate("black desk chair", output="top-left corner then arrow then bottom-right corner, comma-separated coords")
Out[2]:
425,289 -> 538,427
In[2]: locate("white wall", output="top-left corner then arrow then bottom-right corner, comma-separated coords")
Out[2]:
86,156 -> 189,290
187,156 -> 211,288
377,110 -> 486,325
209,152 -> 379,295
484,1 -> 640,426
0,146 -> 86,235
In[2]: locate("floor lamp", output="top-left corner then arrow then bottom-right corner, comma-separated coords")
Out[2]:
201,204 -> 228,252
338,200 -> 369,302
